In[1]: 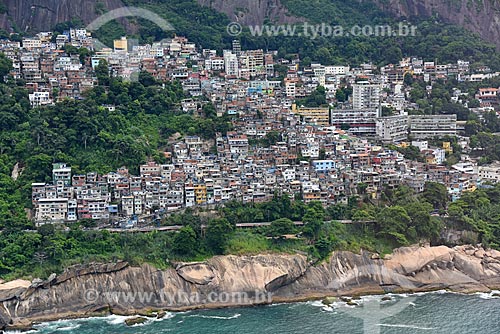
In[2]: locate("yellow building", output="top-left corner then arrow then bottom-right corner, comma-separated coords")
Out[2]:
426,156 -> 437,165
194,184 -> 207,205
113,37 -> 127,52
443,142 -> 453,153
303,191 -> 321,203
292,104 -> 330,126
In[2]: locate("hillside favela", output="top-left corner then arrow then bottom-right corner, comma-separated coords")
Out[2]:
0,0 -> 500,333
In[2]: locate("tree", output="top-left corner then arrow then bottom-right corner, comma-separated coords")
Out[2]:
422,182 -> 448,210
205,218 -> 234,254
63,45 -> 79,55
386,45 -> 402,64
376,206 -> 412,246
403,72 -> 414,86
297,86 -> 326,107
484,111 -> 500,132
397,145 -> 422,161
383,185 -> 415,206
269,218 -> 295,237
33,251 -> 48,265
95,59 -> 110,86
78,47 -> 91,65
404,201 -> 441,239
264,130 -> 280,147
468,99 -> 480,108
315,47 -> 332,64
139,71 -> 157,87
351,209 -> 374,222
80,219 -> 97,229
314,236 -> 331,260
37,223 -> 55,237
203,103 -> 217,119
319,148 -> 326,160
302,202 -> 325,241
335,88 -> 346,102
326,204 -> 347,220
172,226 -> 197,256
0,52 -> 12,83
465,120 -> 481,136
356,182 -> 368,195
340,123 -> 351,130
381,106 -> 394,117
409,82 -> 425,102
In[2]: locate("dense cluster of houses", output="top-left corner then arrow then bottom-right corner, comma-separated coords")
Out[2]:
1,29 -> 499,114
31,130 -> 499,223
4,28 -> 498,224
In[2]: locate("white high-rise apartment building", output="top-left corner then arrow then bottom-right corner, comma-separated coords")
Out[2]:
353,81 -> 382,111
223,50 -> 239,76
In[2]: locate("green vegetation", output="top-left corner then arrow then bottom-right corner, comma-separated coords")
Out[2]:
162,183 -> 494,259
470,132 -> 500,165
407,76 -> 500,124
447,185 -> 500,248
225,232 -> 271,255
0,53 -> 11,83
276,1 -> 500,69
404,77 -> 500,161
297,86 -> 327,107
389,144 -> 424,162
401,75 -> 500,165
0,224 -> 178,279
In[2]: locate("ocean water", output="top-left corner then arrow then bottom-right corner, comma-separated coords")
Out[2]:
16,291 -> 500,334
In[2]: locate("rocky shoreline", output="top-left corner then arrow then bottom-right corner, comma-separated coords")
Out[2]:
1,244 -> 500,330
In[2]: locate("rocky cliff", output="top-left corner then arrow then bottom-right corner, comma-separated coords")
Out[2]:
0,0 -> 127,33
372,0 -> 500,48
197,0 -> 500,48
196,0 -> 301,25
1,245 -> 500,330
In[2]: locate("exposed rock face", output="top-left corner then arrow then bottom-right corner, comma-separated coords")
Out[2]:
372,0 -> 500,48
1,245 -> 500,330
0,0 -> 128,33
176,262 -> 216,285
54,261 -> 129,285
0,0 -> 298,33
196,0 -> 301,25
198,0 -> 500,48
0,254 -> 310,329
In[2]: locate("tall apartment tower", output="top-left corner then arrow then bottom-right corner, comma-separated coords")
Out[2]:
223,50 -> 239,76
352,81 -> 382,115
232,39 -> 242,55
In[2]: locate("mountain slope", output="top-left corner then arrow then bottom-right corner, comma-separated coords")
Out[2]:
0,0 -> 125,32
373,0 -> 500,49
197,0 -> 500,49
196,0 -> 301,25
